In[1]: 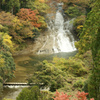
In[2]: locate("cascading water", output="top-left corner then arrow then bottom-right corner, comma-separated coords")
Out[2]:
38,3 -> 76,54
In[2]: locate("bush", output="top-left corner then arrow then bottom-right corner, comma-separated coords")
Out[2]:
65,6 -> 81,18
28,60 -> 67,92
17,86 -> 41,100
73,79 -> 84,89
53,57 -> 87,76
52,90 -> 94,100
73,15 -> 86,35
29,57 -> 88,92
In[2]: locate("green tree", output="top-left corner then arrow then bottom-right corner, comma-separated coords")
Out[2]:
28,57 -> 87,92
0,32 -> 15,95
19,0 -> 35,8
17,86 -> 41,100
31,0 -> 49,15
0,0 -> 20,14
0,32 -> 15,83
76,0 -> 100,99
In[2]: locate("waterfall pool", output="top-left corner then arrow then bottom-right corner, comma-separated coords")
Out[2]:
2,51 -> 77,100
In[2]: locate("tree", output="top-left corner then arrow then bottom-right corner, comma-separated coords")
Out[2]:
17,86 -> 41,100
0,0 -> 20,14
0,32 -> 15,85
0,11 -> 34,44
52,90 -> 94,100
28,57 -> 88,92
17,8 -> 47,30
76,0 -> 100,99
17,8 -> 41,27
31,0 -> 49,15
19,0 -> 35,8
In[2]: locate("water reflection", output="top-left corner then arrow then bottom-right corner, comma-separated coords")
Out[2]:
2,50 -> 77,99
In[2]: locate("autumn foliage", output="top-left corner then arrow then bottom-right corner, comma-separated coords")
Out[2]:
17,8 -> 41,28
52,90 -> 71,100
0,11 -> 33,43
52,90 -> 94,100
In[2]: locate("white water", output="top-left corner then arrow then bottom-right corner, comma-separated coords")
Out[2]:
38,3 -> 76,54
54,11 -> 76,52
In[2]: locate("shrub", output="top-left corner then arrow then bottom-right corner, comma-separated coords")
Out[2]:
53,57 -> 87,76
29,57 -> 88,92
73,79 -> 84,89
65,6 -> 81,18
28,60 -> 67,92
17,86 -> 41,100
52,90 -> 94,100
73,15 -> 86,35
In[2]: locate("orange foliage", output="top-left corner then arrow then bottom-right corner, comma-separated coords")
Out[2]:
0,11 -> 33,43
39,0 -> 45,3
52,90 -> 71,100
17,8 -> 41,28
52,90 -> 94,100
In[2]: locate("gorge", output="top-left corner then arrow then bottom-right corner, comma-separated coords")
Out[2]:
2,2 -> 78,100
0,0 -> 99,99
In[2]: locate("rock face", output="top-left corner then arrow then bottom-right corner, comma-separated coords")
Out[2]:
37,3 -> 76,54
13,2 -> 76,56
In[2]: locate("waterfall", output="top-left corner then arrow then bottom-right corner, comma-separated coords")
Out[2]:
38,3 -> 76,54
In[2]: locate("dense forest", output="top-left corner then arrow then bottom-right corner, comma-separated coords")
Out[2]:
0,0 -> 100,100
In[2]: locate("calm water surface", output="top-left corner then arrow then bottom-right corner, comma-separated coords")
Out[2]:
2,51 -> 77,100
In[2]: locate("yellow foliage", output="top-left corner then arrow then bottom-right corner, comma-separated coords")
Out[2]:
77,25 -> 83,30
38,16 -> 47,28
3,34 -> 13,49
0,32 -> 13,50
0,24 -> 4,29
12,17 -> 23,30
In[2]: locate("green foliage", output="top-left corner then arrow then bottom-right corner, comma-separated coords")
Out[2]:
0,33 -> 15,80
29,60 -> 67,92
40,91 -> 54,100
65,5 -> 81,18
63,0 -> 90,18
0,31 -> 15,95
0,51 -> 15,82
29,56 -> 88,92
19,0 -> 35,9
73,79 -> 84,90
61,0 -> 90,7
76,0 -> 100,99
32,0 -> 49,15
0,0 -> 20,14
53,57 -> 87,76
17,86 -> 42,100
0,81 -> 3,94
0,54 -> 5,68
73,15 -> 86,35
